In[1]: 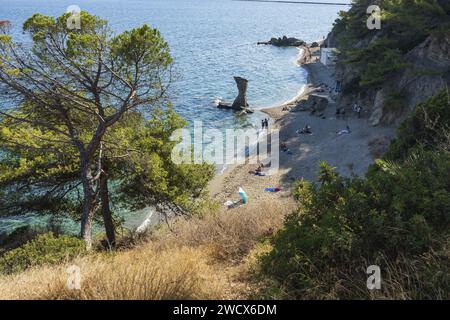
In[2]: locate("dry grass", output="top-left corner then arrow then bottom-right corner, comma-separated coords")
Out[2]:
0,245 -> 227,300
156,199 -> 296,262
0,199 -> 293,300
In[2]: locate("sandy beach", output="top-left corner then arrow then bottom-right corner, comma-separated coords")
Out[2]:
209,44 -> 396,208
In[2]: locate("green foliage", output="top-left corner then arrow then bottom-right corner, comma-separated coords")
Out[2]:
111,24 -> 172,67
358,48 -> 408,88
0,105 -> 215,220
259,90 -> 450,299
0,232 -> 86,274
0,11 -> 215,245
384,89 -> 407,112
317,161 -> 338,185
110,107 -> 216,215
386,88 -> 450,160
260,151 -> 450,298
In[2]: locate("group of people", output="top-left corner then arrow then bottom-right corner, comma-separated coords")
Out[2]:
261,118 -> 269,130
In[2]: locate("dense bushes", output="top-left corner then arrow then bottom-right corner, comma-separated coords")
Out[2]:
259,90 -> 450,299
386,88 -> 450,160
0,232 -> 86,275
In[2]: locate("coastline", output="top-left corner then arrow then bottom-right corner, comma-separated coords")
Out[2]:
208,44 -> 320,204
209,42 -> 396,206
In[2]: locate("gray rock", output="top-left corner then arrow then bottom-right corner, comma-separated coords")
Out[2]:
258,36 -> 305,47
370,90 -> 385,126
231,76 -> 249,110
296,94 -> 329,114
398,33 -> 450,112
311,94 -> 329,114
218,77 -> 251,112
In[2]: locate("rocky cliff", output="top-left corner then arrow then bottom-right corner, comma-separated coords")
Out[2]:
326,0 -> 450,126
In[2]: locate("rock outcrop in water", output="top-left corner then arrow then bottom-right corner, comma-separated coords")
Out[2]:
231,77 -> 249,110
258,36 -> 305,47
218,77 -> 254,114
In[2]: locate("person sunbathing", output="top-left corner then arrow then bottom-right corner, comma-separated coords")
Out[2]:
254,163 -> 266,175
337,125 -> 351,136
297,125 -> 312,135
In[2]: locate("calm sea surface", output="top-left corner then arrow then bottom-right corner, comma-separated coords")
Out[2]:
0,0 -> 346,232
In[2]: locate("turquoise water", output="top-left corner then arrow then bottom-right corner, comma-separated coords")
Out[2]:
0,0 -> 345,232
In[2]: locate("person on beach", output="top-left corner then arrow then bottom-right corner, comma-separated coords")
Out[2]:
280,142 -> 289,152
357,106 -> 362,118
337,125 -> 351,136
261,119 -> 265,130
297,125 -> 312,135
253,162 -> 266,176
256,162 -> 263,173
264,119 -> 269,130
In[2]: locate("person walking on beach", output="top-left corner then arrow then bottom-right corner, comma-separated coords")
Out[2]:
261,119 -> 265,130
357,106 -> 362,118
264,118 -> 269,130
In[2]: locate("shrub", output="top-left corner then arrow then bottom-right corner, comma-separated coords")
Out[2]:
386,88 -> 450,160
0,232 -> 86,274
260,151 -> 450,298
259,90 -> 450,299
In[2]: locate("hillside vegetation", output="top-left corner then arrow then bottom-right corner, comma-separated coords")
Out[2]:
0,4 -> 449,300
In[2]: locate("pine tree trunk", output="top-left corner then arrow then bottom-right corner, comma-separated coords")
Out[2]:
80,157 -> 96,250
100,161 -> 116,248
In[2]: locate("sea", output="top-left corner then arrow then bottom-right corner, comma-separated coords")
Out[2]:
0,0 -> 347,233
